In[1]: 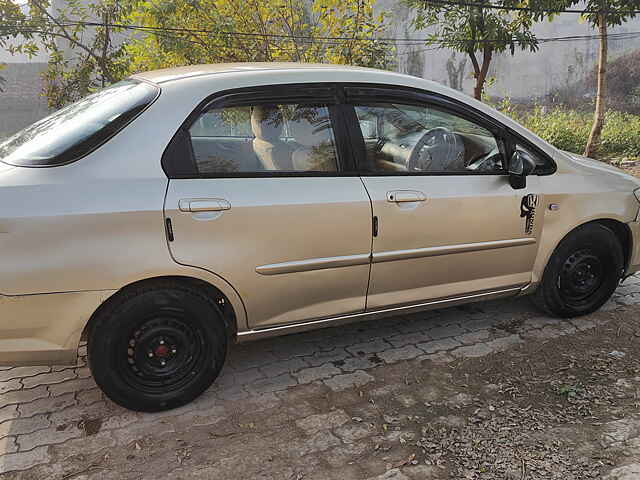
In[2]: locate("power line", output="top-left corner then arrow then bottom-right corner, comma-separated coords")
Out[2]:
2,19 -> 640,46
422,0 -> 640,15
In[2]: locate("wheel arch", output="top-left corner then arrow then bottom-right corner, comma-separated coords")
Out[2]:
81,275 -> 242,343
530,217 -> 631,290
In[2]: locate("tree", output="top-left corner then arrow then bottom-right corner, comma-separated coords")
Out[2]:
405,0 -> 539,100
1,0 -> 134,108
577,1 -> 638,158
125,0 -> 395,73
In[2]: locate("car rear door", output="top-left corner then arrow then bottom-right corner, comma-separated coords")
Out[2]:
345,86 -> 545,310
162,85 -> 373,329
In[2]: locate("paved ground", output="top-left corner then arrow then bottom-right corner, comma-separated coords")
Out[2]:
1,278 -> 640,479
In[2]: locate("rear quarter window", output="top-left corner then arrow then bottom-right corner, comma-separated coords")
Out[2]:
0,79 -> 159,167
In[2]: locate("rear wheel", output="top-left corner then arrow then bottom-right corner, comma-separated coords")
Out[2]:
533,223 -> 623,318
88,280 -> 227,412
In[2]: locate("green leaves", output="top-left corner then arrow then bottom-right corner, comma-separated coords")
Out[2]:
125,0 -> 395,71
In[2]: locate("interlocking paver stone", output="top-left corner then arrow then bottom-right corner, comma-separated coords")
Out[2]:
17,424 -> 82,451
0,385 -> 48,406
294,364 -> 341,384
454,329 -> 491,345
247,373 -> 297,394
51,430 -> 115,460
483,334 -> 524,353
416,337 -> 462,354
377,345 -> 423,364
0,435 -> 18,455
0,276 -> 637,476
0,405 -> 18,425
346,338 -> 392,356
339,355 -> 380,372
0,415 -> 50,440
77,388 -> 103,406
324,370 -> 374,392
21,393 -> 77,421
427,324 -> 467,339
386,331 -> 432,348
0,446 -> 49,474
48,377 -> 97,397
0,367 -> 50,383
451,343 -> 493,358
259,357 -> 308,378
21,369 -> 77,389
303,348 -> 351,367
0,378 -> 22,395
234,367 -> 265,386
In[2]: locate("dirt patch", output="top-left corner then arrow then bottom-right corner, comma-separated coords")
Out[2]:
345,307 -> 640,479
7,305 -> 640,480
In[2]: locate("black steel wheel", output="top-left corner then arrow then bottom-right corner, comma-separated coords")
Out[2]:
534,223 -> 623,318
88,280 -> 227,412
558,249 -> 605,306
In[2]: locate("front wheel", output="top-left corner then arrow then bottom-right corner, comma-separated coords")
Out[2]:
88,280 -> 227,412
533,223 -> 623,318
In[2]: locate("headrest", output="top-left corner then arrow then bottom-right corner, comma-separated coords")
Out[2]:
289,106 -> 333,147
251,105 -> 284,142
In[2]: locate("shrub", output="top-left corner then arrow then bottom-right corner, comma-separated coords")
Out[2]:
500,106 -> 640,159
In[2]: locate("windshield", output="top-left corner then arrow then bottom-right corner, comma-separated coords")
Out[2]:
0,79 -> 159,167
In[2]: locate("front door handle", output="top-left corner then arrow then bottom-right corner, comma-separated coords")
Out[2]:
178,198 -> 231,212
386,190 -> 427,203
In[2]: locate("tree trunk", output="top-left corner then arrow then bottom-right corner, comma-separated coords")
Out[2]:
470,47 -> 492,101
584,14 -> 608,158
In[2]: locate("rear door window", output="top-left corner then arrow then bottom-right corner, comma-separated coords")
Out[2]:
188,103 -> 340,174
0,79 -> 159,167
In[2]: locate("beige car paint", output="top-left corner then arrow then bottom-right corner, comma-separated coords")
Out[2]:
0,63 -> 639,365
361,174 -> 543,310
165,177 -> 373,328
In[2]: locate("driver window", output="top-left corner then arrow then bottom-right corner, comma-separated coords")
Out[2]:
354,103 -> 505,174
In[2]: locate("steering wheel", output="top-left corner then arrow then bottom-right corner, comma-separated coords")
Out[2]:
466,147 -> 503,172
407,127 -> 458,172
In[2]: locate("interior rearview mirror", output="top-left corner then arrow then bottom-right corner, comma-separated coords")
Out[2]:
509,150 -> 537,190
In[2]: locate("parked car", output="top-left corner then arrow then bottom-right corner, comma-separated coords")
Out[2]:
1,63 -> 639,412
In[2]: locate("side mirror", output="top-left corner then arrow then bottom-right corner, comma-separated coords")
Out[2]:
508,150 -> 537,190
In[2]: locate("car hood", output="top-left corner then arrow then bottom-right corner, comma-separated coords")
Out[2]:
562,150 -> 640,186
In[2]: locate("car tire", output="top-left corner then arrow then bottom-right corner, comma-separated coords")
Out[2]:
88,280 -> 227,412
533,223 -> 623,318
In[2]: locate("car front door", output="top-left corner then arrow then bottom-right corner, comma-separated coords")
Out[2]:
345,87 -> 545,310
163,86 -> 373,329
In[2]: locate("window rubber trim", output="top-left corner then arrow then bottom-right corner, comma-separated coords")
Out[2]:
161,83 -> 358,179
343,83 -> 557,177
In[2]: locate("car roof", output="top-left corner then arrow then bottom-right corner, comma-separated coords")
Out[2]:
132,62 -> 389,84
129,62 -> 562,163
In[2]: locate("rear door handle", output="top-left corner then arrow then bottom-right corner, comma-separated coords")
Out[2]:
386,190 -> 427,203
178,198 -> 231,212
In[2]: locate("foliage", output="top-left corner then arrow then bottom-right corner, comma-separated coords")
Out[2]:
502,105 -> 640,159
0,0 -> 133,109
405,0 -> 539,99
125,0 -> 395,73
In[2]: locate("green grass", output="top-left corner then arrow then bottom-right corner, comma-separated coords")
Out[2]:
496,104 -> 640,161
